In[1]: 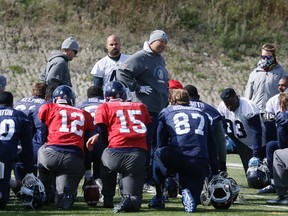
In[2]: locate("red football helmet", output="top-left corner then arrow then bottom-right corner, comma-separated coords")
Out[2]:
83,178 -> 101,206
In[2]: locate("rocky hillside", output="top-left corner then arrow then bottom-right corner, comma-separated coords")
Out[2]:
1,0 -> 288,107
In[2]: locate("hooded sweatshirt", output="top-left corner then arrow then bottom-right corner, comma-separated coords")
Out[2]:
116,41 -> 169,113
39,50 -> 72,87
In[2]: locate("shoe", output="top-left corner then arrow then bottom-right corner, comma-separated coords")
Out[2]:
113,195 -> 131,213
143,183 -> 156,194
57,186 -> 74,210
266,195 -> 288,205
258,184 -> 276,194
148,196 -> 165,209
181,188 -> 196,213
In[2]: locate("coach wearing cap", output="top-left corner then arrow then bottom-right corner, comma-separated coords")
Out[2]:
39,37 -> 80,87
116,30 -> 169,183
217,87 -> 266,174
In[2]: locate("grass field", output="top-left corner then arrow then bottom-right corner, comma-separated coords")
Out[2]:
1,154 -> 288,216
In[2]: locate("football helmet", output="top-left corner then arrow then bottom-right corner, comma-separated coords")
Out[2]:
52,85 -> 76,105
83,177 -> 101,206
20,174 -> 46,209
104,81 -> 127,101
200,172 -> 239,210
246,160 -> 271,189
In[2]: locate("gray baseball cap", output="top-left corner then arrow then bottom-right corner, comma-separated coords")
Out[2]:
61,37 -> 80,51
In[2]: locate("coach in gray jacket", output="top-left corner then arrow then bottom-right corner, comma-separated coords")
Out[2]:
39,37 -> 79,87
117,30 -> 169,179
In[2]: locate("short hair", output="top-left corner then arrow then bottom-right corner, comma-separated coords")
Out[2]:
184,85 -> 199,99
220,88 -> 237,100
169,89 -> 190,105
278,92 -> 288,111
0,91 -> 13,107
262,44 -> 276,56
87,86 -> 103,98
32,82 -> 47,98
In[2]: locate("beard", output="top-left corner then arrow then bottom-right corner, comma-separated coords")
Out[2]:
110,48 -> 120,56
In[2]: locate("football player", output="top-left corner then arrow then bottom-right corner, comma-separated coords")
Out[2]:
86,81 -> 151,213
0,91 -> 34,208
148,89 -> 219,213
259,92 -> 288,194
90,35 -> 130,88
184,84 -> 227,172
37,85 -> 95,209
76,85 -> 105,198
14,82 -> 47,179
218,88 -> 266,174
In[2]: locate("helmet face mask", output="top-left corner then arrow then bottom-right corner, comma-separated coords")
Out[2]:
246,162 -> 271,189
20,175 -> 46,209
200,172 -> 240,210
52,85 -> 76,106
104,81 -> 127,101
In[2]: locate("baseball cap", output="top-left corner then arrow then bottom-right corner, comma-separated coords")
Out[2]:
148,30 -> 168,44
220,88 -> 237,100
169,80 -> 183,89
61,37 -> 80,52
0,75 -> 7,90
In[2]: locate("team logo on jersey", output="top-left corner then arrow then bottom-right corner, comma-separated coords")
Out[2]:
153,66 -> 166,83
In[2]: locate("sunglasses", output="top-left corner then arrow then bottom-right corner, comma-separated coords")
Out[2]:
261,55 -> 273,60
72,50 -> 78,55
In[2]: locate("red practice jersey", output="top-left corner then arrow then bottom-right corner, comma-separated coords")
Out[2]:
95,101 -> 151,151
38,103 -> 94,151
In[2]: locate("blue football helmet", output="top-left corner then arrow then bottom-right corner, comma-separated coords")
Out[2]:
52,85 -> 76,105
246,160 -> 270,189
104,81 -> 127,101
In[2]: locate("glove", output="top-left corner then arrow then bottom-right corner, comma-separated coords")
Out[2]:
138,86 -> 152,95
248,157 -> 260,167
226,137 -> 236,152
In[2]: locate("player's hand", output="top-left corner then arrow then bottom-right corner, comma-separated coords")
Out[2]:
86,134 -> 99,151
139,86 -> 152,95
263,112 -> 275,121
248,157 -> 260,167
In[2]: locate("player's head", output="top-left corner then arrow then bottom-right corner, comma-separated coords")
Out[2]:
261,44 -> 276,58
104,81 -> 127,101
169,89 -> 190,105
220,88 -> 239,112
184,84 -> 200,100
52,85 -> 76,106
278,92 -> 288,111
32,82 -> 47,99
87,85 -> 103,98
0,75 -> 7,92
0,91 -> 13,107
278,76 -> 288,93
106,35 -> 121,57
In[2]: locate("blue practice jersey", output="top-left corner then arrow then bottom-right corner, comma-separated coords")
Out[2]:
14,96 -> 46,146
0,105 -> 34,171
276,111 -> 288,149
189,99 -> 222,125
157,104 -> 218,173
76,97 -> 105,126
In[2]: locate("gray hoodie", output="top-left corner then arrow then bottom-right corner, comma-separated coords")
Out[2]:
39,50 -> 72,87
117,41 -> 169,113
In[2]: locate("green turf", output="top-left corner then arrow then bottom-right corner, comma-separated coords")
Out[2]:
2,154 -> 287,215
